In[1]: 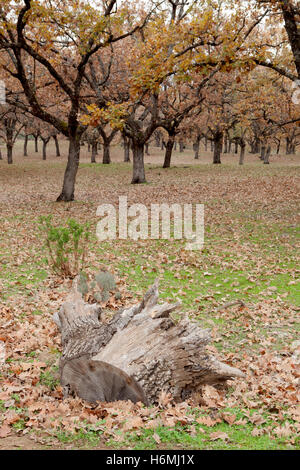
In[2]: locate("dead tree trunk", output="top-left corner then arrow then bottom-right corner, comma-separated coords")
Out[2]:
53,279 -> 245,405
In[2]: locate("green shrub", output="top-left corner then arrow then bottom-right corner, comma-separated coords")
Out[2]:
38,215 -> 90,277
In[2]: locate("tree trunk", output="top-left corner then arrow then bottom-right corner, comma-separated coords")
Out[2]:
0,148 -> 2,160
250,138 -> 260,154
286,138 -> 295,155
193,136 -> 201,159
131,141 -> 146,184
179,140 -> 184,152
91,141 -> 97,163
41,138 -> 49,160
239,141 -> 246,165
260,144 -> 266,161
204,136 -> 208,152
256,140 -> 261,154
7,143 -> 13,164
53,279 -> 245,405
6,125 -> 14,164
280,2 -> 300,79
24,135 -> 28,157
123,135 -> 130,162
223,134 -> 228,154
56,133 -> 81,201
102,141 -> 111,164
163,134 -> 175,168
234,141 -> 238,154
34,135 -> 39,153
264,146 -> 271,164
145,142 -> 150,156
54,135 -> 61,157
213,132 -> 223,164
154,131 -> 161,148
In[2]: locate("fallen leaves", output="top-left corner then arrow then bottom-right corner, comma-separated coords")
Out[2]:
222,413 -> 236,425
0,156 -> 299,448
273,423 -> 294,438
0,424 -> 11,438
196,416 -> 220,427
0,340 -> 5,364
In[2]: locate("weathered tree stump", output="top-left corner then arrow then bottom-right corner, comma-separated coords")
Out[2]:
53,278 -> 245,404
61,358 -> 148,405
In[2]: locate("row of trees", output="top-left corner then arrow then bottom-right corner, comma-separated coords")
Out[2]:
0,0 -> 299,200
1,84 -> 299,167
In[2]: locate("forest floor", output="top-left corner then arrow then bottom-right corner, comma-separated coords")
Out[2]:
0,140 -> 299,450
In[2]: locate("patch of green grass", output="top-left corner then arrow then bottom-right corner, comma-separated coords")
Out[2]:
95,213 -> 299,310
39,366 -> 59,391
32,309 -> 43,316
108,416 -> 298,450
54,422 -> 104,448
12,419 -> 27,431
11,393 -> 21,403
0,263 -> 48,300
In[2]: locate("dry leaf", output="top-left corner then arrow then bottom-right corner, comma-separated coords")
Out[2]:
0,424 -> 11,438
210,431 -> 229,441
196,416 -> 218,427
222,413 -> 236,425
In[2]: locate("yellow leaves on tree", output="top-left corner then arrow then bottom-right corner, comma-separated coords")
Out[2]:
81,102 -> 128,130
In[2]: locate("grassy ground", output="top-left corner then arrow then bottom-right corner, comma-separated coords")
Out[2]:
0,139 -> 299,450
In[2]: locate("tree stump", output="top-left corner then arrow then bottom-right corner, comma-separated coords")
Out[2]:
53,278 -> 245,404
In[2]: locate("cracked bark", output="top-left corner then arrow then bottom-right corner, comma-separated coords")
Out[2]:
53,279 -> 245,404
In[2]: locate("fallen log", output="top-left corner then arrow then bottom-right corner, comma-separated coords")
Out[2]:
61,358 -> 149,405
53,278 -> 245,404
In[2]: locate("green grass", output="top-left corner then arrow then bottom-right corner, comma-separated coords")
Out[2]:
107,409 -> 299,450
95,220 -> 299,309
39,366 -> 60,391
42,407 -> 299,450
0,263 -> 48,300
